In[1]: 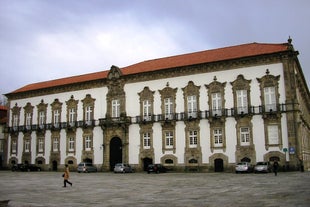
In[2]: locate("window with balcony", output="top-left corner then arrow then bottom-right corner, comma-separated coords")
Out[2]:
66,96 -> 78,127
25,113 -> 32,130
264,87 -> 277,112
85,106 -> 93,125
164,97 -> 174,120
82,94 -> 95,125
211,93 -> 222,116
143,100 -> 152,121
53,110 -> 60,128
139,87 -> 155,122
13,114 -> 19,131
183,81 -> 200,119
236,90 -> 248,114
187,95 -> 197,118
38,111 -> 45,129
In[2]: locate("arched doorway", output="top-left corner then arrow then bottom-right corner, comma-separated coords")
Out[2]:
52,160 -> 58,171
110,137 -> 122,171
214,158 -> 224,172
241,157 -> 251,163
143,158 -> 153,171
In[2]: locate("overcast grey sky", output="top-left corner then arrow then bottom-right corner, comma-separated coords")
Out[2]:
1,0 -> 309,95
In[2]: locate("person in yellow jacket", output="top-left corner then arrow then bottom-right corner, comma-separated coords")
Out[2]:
63,164 -> 73,187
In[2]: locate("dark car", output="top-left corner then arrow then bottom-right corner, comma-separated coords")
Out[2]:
147,164 -> 167,174
12,164 -> 42,172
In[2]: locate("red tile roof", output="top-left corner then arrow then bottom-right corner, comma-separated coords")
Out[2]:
10,42 -> 289,94
0,105 -> 7,111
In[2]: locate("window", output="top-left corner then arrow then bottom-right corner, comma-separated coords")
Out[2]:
12,140 -> 17,154
26,113 -> 32,130
69,108 -> 76,126
53,138 -> 59,152
143,100 -> 152,121
211,93 -> 222,116
38,138 -> 44,152
85,136 -> 92,151
39,111 -> 45,128
264,87 -> 276,112
240,127 -> 250,146
189,130 -> 198,148
85,106 -> 93,125
69,137 -> 75,152
214,129 -> 223,147
164,97 -> 173,120
143,132 -> 151,149
187,95 -> 197,118
165,131 -> 174,148
236,90 -> 248,114
268,125 -> 279,145
112,99 -> 120,117
24,139 -> 30,153
13,114 -> 18,131
53,110 -> 60,128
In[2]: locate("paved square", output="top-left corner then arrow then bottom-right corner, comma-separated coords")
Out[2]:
0,171 -> 309,206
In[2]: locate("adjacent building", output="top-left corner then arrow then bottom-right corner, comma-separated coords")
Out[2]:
0,105 -> 8,169
4,38 -> 310,172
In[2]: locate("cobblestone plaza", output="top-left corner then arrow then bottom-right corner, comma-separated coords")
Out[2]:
0,171 -> 309,207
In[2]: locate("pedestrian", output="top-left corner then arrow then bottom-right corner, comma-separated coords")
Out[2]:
273,161 -> 279,176
63,164 -> 73,187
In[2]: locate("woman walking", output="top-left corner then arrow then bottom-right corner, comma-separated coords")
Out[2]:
63,164 -> 73,187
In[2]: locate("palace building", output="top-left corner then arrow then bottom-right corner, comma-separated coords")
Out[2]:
4,38 -> 310,172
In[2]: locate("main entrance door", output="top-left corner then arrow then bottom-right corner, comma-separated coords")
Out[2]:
110,137 -> 122,171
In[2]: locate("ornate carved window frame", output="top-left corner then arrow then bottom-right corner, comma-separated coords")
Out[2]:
231,75 -> 251,116
182,81 -> 200,119
36,99 -> 48,129
159,83 -> 177,120
23,102 -> 34,130
82,94 -> 96,126
205,76 -> 226,117
37,136 -> 45,154
66,95 -> 79,127
138,87 -> 155,121
51,98 -> 63,129
11,103 -> 21,130
23,134 -> 31,154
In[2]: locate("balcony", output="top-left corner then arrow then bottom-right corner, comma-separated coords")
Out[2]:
5,103 -> 299,133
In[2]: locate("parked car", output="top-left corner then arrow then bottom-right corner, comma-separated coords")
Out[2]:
113,163 -> 134,173
235,162 -> 253,173
12,164 -> 42,172
254,162 -> 271,173
147,164 -> 167,174
77,162 -> 97,173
